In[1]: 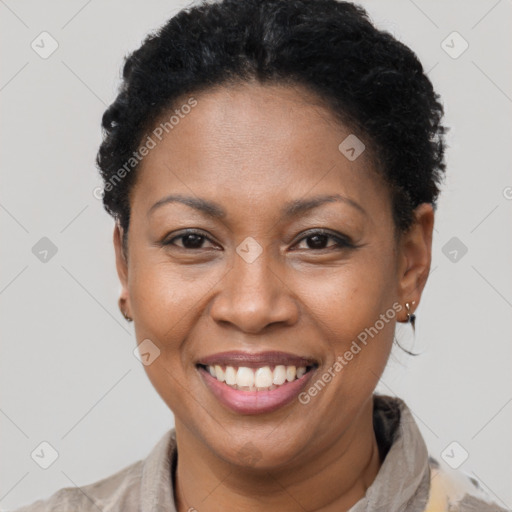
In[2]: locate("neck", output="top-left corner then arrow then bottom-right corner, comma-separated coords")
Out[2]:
173,399 -> 381,512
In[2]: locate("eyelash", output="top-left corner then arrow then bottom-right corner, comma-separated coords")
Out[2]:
162,228 -> 354,251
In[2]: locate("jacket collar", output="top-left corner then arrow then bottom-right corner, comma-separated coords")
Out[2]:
348,394 -> 431,512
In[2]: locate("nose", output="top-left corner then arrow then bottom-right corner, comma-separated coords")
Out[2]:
209,249 -> 300,334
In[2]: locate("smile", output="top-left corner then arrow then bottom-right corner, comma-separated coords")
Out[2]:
199,364 -> 311,391
196,351 -> 319,415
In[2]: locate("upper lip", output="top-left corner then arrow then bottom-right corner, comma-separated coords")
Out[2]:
197,351 -> 319,369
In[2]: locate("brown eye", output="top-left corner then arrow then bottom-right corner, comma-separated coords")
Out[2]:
163,230 -> 217,250
293,230 -> 353,251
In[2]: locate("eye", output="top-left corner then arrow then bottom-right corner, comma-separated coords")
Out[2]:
162,228 -> 353,252
163,229 -> 218,250
293,229 -> 353,251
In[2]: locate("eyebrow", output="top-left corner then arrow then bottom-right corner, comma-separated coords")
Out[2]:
147,193 -> 367,219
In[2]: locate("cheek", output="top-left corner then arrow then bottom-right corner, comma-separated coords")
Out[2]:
128,250 -> 224,339
299,252 -> 398,379
295,265 -> 397,418
305,257 -> 396,333
127,256 -> 224,413
127,252 -> 230,411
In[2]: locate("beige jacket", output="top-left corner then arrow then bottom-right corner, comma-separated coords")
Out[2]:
13,395 -> 509,512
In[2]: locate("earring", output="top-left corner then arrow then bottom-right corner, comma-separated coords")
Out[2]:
119,297 -> 133,322
122,309 -> 133,322
405,301 -> 416,334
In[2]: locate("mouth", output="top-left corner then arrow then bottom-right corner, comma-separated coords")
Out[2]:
197,363 -> 316,391
196,351 -> 319,415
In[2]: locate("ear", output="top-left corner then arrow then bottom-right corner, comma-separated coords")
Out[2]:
396,203 -> 434,322
113,221 -> 131,317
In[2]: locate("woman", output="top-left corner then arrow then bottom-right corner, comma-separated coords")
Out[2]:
14,0 -> 509,511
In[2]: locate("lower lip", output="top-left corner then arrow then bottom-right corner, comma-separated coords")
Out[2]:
197,366 -> 316,415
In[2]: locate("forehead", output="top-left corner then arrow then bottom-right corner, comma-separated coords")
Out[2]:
131,82 -> 390,221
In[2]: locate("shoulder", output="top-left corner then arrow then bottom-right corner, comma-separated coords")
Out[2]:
424,456 -> 510,512
11,459 -> 144,512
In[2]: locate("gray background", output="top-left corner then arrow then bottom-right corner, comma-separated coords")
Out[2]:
1,0 -> 511,509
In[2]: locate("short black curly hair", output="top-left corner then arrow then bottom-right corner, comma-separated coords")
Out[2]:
96,0 -> 446,249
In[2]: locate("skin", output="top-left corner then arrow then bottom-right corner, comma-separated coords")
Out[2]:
113,82 -> 434,511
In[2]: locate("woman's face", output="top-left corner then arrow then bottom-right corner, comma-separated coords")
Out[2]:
114,82 -> 433,469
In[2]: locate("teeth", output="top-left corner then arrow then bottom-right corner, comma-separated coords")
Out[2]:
296,366 -> 306,378
254,367 -> 273,388
214,365 -> 225,382
205,364 -> 310,391
236,367 -> 254,388
273,365 -> 287,385
225,366 -> 237,385
286,366 -> 296,382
